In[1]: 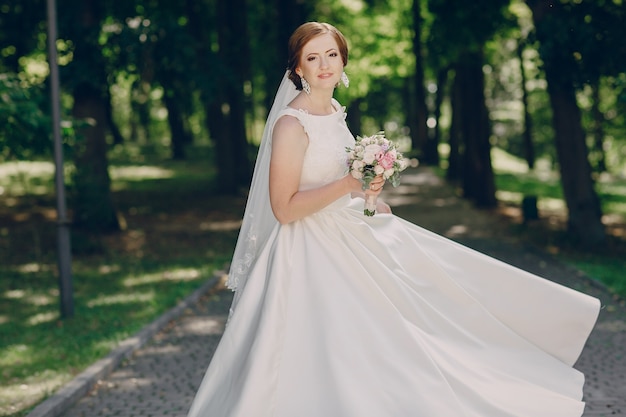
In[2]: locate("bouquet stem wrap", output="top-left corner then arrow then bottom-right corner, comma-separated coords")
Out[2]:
364,194 -> 377,216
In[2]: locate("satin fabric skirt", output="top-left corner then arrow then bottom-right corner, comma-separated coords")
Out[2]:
187,196 -> 600,417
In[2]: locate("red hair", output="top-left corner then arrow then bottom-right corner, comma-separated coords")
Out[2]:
287,22 -> 349,91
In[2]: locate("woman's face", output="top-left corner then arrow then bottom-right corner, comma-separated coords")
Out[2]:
296,33 -> 344,92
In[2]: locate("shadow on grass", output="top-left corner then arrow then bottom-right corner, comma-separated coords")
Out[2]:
0,144 -> 246,415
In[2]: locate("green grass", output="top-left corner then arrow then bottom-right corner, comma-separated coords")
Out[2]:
491,147 -> 626,299
0,144 -> 242,416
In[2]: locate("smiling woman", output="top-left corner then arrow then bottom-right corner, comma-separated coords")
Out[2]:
186,21 -> 600,417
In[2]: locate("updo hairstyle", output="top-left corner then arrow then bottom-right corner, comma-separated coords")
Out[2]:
286,22 -> 349,91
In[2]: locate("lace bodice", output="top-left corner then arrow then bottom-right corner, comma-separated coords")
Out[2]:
275,101 -> 354,191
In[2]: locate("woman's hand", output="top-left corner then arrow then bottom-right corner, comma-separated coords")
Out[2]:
351,175 -> 392,214
367,175 -> 385,194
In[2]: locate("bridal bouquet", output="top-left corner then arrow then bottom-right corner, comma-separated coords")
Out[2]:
346,132 -> 409,216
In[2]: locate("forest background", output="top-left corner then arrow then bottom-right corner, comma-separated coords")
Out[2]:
1,0 -> 625,415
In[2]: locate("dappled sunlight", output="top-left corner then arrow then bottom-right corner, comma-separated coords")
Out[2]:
538,197 -> 566,212
99,264 -> 122,274
26,293 -> 54,307
383,195 -> 423,207
0,161 -> 54,178
179,316 -> 225,336
142,344 -> 181,355
110,165 -> 175,181
0,161 -> 55,196
4,289 -> 26,299
200,219 -> 242,231
27,311 -> 57,326
496,190 -> 565,215
432,197 -> 456,207
3,287 -> 54,307
86,291 -> 155,307
399,171 -> 440,187
492,148 -> 529,174
0,372 -> 67,417
123,267 -> 202,287
16,262 -> 48,273
445,224 -> 469,237
496,190 -> 523,204
0,315 -> 8,325
0,344 -> 32,368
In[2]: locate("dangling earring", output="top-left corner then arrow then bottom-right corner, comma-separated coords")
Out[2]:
300,76 -> 311,94
341,71 -> 350,88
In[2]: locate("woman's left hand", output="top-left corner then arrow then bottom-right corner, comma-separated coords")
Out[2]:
367,175 -> 385,195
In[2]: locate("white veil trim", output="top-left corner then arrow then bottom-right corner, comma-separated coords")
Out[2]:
226,71 -> 299,311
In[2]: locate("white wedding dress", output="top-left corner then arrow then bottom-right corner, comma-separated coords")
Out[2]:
187,102 -> 600,417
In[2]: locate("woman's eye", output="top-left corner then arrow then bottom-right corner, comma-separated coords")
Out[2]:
307,56 -> 316,61
329,52 -> 338,57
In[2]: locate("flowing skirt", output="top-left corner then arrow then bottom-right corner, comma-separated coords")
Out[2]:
187,196 -> 600,417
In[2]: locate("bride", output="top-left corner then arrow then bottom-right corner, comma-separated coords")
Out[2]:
186,22 -> 600,417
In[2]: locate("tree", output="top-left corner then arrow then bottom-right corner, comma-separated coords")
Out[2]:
62,0 -> 119,232
525,0 -> 606,246
516,38 -> 536,169
215,0 -> 252,190
429,0 -> 511,207
409,0 -> 432,163
455,50 -> 497,207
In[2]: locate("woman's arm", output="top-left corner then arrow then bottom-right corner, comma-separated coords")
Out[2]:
269,115 -> 382,224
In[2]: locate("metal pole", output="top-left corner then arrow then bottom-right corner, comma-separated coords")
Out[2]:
47,0 -> 74,318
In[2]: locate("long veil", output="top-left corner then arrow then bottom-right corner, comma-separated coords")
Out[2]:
226,71 -> 299,313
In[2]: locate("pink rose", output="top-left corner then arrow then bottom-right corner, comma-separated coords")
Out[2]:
379,152 -> 396,170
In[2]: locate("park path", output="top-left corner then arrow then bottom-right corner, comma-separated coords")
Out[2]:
28,166 -> 626,417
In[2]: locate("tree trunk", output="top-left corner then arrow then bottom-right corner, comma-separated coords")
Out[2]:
184,0 -> 223,142
527,0 -> 605,247
163,90 -> 189,160
427,67 -> 448,167
590,81 -> 607,173
446,69 -> 462,182
216,0 -> 252,192
104,87 -> 125,146
70,0 -> 118,232
517,39 -> 535,170
548,84 -> 605,245
410,0 -> 430,156
346,98 -> 363,136
457,51 -> 497,208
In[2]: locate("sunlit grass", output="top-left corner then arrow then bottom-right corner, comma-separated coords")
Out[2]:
491,146 -> 626,299
0,145 -> 237,416
0,257 -> 230,417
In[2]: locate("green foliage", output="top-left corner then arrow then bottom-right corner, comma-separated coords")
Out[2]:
529,0 -> 626,89
428,0 -> 514,67
313,0 -> 415,102
0,74 -> 50,161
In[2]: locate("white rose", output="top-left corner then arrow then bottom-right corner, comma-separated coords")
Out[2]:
363,144 -> 381,164
362,152 -> 376,164
351,170 -> 363,179
352,160 -> 365,170
384,168 -> 395,178
374,164 -> 385,175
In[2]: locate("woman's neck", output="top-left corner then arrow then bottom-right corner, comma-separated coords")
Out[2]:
298,89 -> 335,115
